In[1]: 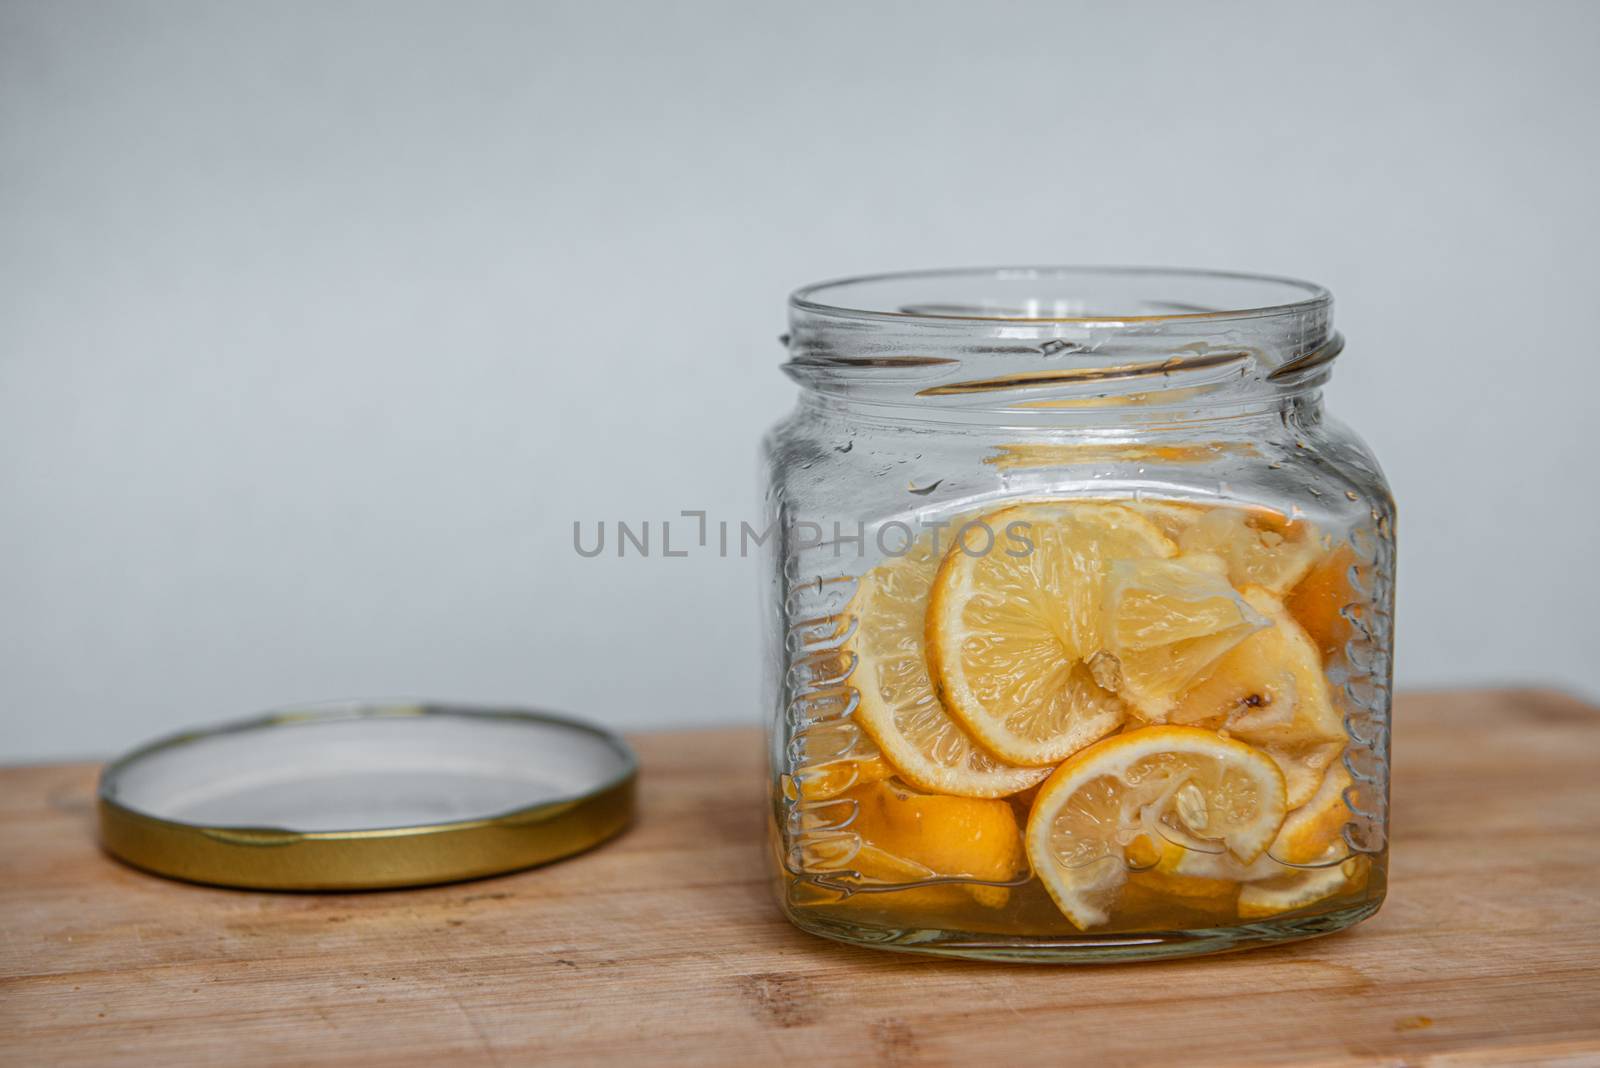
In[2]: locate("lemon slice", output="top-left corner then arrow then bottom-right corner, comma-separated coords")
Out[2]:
1100,553 -> 1270,721
1126,835 -> 1241,901
926,501 -> 1172,765
1238,852 -> 1369,918
845,532 -> 1048,797
1270,761 -> 1353,864
1131,835 -> 1282,888
1285,543 -> 1360,662
1127,500 -> 1202,543
1025,726 -> 1287,929
802,781 -> 1024,910
1141,759 -> 1354,886
847,780 -> 1026,883
1181,506 -> 1324,594
1167,586 -> 1346,807
1255,740 -> 1346,812
1132,502 -> 1324,594
846,779 -> 1025,907
789,751 -> 896,802
802,843 -> 980,912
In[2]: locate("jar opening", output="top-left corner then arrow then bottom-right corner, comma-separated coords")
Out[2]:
793,266 -> 1328,325
785,266 -> 1338,417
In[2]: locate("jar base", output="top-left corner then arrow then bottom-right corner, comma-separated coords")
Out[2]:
781,896 -> 1384,963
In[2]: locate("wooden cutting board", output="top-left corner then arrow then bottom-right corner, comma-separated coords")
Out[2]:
2,689 -> 1598,1066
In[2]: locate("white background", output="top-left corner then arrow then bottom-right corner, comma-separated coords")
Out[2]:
4,0 -> 1597,760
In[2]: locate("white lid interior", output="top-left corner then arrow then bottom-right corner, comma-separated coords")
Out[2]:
102,705 -> 633,832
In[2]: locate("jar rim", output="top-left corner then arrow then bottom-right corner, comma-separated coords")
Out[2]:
791,265 -> 1331,326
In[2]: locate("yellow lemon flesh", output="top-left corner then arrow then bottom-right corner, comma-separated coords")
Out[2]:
1238,852 -> 1370,919
788,750 -> 896,802
926,502 -> 1173,765
1270,761 -> 1354,864
1286,543 -> 1360,662
805,780 -> 1026,910
1025,726 -> 1287,929
1133,501 -> 1325,595
844,532 -> 1049,798
1166,586 -> 1346,807
1138,760 -> 1358,890
848,779 -> 1026,907
1098,552 -> 1270,722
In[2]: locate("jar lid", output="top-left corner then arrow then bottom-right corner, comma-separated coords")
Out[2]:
97,702 -> 637,890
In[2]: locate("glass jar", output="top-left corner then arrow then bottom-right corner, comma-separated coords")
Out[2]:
761,267 -> 1394,962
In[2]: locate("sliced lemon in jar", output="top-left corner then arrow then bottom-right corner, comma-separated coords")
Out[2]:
1024,726 -> 1287,929
845,531 -> 1048,797
1098,553 -> 1270,722
802,843 -> 984,912
788,750 -> 896,802
843,779 -> 1026,907
1126,836 -> 1241,901
1237,852 -> 1370,919
926,501 -> 1173,765
1188,507 -> 1325,594
1133,502 -> 1324,595
1269,760 -> 1354,864
1131,837 -> 1278,891
1126,500 -> 1202,543
1254,739 -> 1346,812
1167,586 -> 1346,807
1285,543 -> 1360,662
1142,759 -> 1354,882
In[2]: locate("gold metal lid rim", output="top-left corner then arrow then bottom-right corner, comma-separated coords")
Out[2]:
96,702 -> 639,891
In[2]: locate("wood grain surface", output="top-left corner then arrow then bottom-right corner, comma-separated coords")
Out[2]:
2,689 -> 1599,1067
